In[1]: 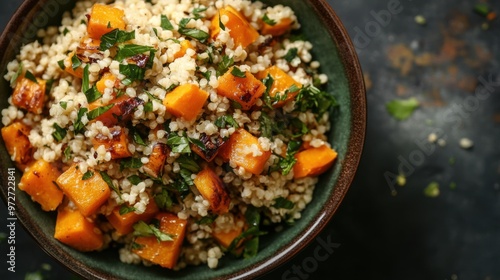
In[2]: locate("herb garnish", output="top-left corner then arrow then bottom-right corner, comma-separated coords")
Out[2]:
87,104 -> 114,120
82,171 -> 94,180
273,197 -> 295,209
52,123 -> 67,142
24,70 -> 38,84
282,47 -> 298,62
84,86 -> 103,103
99,29 -> 136,51
178,18 -> 209,43
133,220 -> 174,242
115,44 -> 156,62
161,15 -> 174,30
262,14 -> 277,26
231,67 -> 246,78
100,171 -> 121,197
167,132 -> 191,154
386,97 -> 419,121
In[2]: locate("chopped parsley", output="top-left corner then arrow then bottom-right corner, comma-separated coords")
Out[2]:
82,65 -> 90,93
119,64 -> 147,82
24,70 -> 38,84
231,67 -> 246,78
63,146 -> 71,161
120,158 -> 144,171
119,205 -> 136,215
219,14 -> 226,31
57,60 -> 66,70
59,101 -> 68,110
295,85 -> 337,116
282,47 -> 298,62
114,44 -> 156,62
155,188 -> 173,210
84,86 -> 103,103
161,14 -> 174,30
133,220 -> 174,242
424,181 -> 440,198
52,123 -> 67,142
100,171 -> 121,198
386,97 -> 419,121
215,115 -> 239,129
262,14 -> 277,26
228,206 -> 267,258
127,175 -> 142,185
192,7 -> 207,19
71,55 -> 81,70
99,29 -> 136,51
167,132 -> 191,154
73,107 -> 88,134
87,104 -> 114,120
178,18 -> 209,43
82,171 -> 94,180
10,62 -> 23,86
216,55 -> 234,76
273,197 -> 295,209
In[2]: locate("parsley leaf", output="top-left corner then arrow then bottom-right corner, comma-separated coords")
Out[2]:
100,29 -> 136,51
219,14 -> 226,31
63,146 -> 71,161
167,132 -> 191,154
295,85 -> 337,116
82,64 -> 90,93
71,55 -> 81,70
273,197 -> 294,209
87,104 -> 114,120
120,158 -> 144,171
10,62 -> 23,86
155,189 -> 173,210
262,14 -> 277,26
73,108 -> 88,134
115,44 -> 156,62
193,7 -> 207,20
282,48 -> 298,62
119,64 -> 146,82
119,205 -> 136,215
84,86 -> 102,103
259,111 -> 273,138
215,115 -> 239,129
133,220 -> 174,242
57,60 -> 66,71
178,18 -> 209,43
161,15 -> 174,30
386,97 -> 419,121
216,55 -> 234,76
24,70 -> 38,84
424,181 -> 440,198
82,171 -> 94,180
127,175 -> 142,185
52,123 -> 67,142
231,67 -> 246,78
100,171 -> 121,198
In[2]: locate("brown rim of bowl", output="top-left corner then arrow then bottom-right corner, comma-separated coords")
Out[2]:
0,0 -> 366,279
226,0 -> 366,279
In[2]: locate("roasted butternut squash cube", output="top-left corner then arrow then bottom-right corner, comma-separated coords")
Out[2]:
87,3 -> 126,40
210,6 -> 259,48
217,68 -> 266,110
1,122 -> 35,171
12,75 -> 46,114
293,145 -> 338,179
133,213 -> 188,269
64,52 -> 84,78
212,220 -> 244,248
193,167 -> 230,214
54,204 -> 104,252
191,134 -> 225,162
107,198 -> 159,235
163,84 -> 209,121
19,160 -> 63,211
96,72 -> 117,94
91,126 -> 132,159
219,128 -> 271,175
56,164 -> 111,216
76,36 -> 102,63
256,65 -> 302,107
142,143 -> 169,179
173,40 -> 195,59
90,96 -> 144,127
261,17 -> 293,36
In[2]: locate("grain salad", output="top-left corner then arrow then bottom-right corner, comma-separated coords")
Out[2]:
1,0 -> 339,270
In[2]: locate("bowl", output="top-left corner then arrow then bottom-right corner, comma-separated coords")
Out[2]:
0,0 -> 366,279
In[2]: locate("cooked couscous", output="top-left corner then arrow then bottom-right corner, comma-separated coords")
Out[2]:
1,0 -> 338,270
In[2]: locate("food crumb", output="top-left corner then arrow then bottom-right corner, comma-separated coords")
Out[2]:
424,181 -> 440,198
415,15 -> 427,25
437,138 -> 447,147
459,137 -> 474,149
427,132 -> 438,143
396,174 -> 406,187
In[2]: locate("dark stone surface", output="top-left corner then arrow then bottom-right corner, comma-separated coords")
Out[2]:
1,0 -> 499,279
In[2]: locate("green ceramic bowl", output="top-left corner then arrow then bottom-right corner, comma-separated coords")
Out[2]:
0,0 -> 365,279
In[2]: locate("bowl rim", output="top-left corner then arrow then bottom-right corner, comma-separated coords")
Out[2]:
0,0 -> 366,279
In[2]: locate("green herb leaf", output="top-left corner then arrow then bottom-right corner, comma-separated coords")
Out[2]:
273,197 -> 294,209
262,74 -> 275,109
167,132 -> 191,154
215,115 -> 239,129
120,158 -> 144,171
193,7 -> 207,19
177,155 -> 201,173
73,108 -> 88,134
71,55 -> 81,71
155,189 -> 173,210
133,220 -> 174,242
119,64 -> 146,82
119,205 -> 136,215
216,55 -> 234,76
282,48 -> 298,62
178,18 -> 209,42
25,70 -> 38,84
63,146 -> 71,161
144,101 -> 153,112
279,155 -> 297,176
59,101 -> 68,110
10,62 -> 23,86
424,181 -> 440,198
231,67 -> 246,78
57,60 -> 66,70
127,175 -> 142,185
84,86 -> 103,103
262,14 -> 277,26
52,123 -> 67,142
259,111 -> 273,138
219,14 -> 226,31
100,29 -> 136,51
82,170 -> 94,180
161,14 -> 174,30
386,97 -> 420,121
474,3 -> 491,17
63,27 -> 70,36
87,104 -> 114,120
100,171 -> 121,197
295,85 -> 337,116
197,215 -> 217,225
132,129 -> 147,146
115,44 -> 156,62
82,64 -> 90,93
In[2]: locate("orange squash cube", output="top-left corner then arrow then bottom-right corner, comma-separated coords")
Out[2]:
12,75 -> 46,114
91,126 -> 132,159
54,204 -> 104,252
293,145 -> 338,179
19,160 -> 63,211
256,65 -> 302,107
1,122 -> 35,171
64,52 -> 84,78
133,213 -> 188,269
213,221 -> 244,248
96,72 -> 117,94
173,40 -> 195,59
219,128 -> 271,175
87,3 -> 126,40
163,84 -> 209,121
107,198 -> 159,236
142,143 -> 169,179
217,68 -> 266,110
90,96 -> 144,127
210,6 -> 259,48
56,164 -> 111,216
261,17 -> 293,36
193,167 -> 231,214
